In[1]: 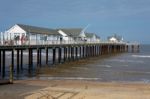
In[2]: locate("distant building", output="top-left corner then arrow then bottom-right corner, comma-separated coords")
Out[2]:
57,28 -> 86,43
6,24 -> 61,45
107,34 -> 123,43
85,33 -> 100,43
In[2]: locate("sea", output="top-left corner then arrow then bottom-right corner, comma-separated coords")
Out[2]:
1,45 -> 150,83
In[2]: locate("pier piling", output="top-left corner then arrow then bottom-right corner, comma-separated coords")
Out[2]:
2,50 -> 5,78
53,48 -> 56,64
16,50 -> 20,73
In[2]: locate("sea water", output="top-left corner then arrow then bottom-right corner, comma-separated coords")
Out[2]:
35,45 -> 150,83
1,45 -> 150,83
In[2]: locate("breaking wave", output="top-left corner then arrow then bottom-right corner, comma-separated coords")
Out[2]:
38,76 -> 102,81
132,55 -> 150,58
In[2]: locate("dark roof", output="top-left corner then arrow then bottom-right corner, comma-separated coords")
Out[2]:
17,24 -> 60,35
85,33 -> 100,39
58,28 -> 83,37
85,33 -> 94,38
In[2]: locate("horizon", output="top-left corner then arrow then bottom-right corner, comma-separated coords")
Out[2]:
0,0 -> 150,44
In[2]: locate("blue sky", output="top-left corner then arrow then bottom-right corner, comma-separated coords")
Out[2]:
0,0 -> 150,44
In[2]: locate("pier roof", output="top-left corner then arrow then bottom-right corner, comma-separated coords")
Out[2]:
17,24 -> 60,35
57,28 -> 83,37
85,33 -> 100,39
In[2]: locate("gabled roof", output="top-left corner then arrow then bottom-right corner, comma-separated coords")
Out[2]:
17,24 -> 60,35
85,33 -> 94,38
85,33 -> 100,39
57,28 -> 83,37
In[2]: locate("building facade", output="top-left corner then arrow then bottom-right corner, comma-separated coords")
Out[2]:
2,24 -> 101,45
5,24 -> 61,45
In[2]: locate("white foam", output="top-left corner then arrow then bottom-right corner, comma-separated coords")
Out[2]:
39,76 -> 102,81
132,55 -> 150,58
105,65 -> 112,68
141,79 -> 150,83
109,59 -> 143,63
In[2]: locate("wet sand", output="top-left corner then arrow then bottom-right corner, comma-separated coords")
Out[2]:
0,80 -> 150,99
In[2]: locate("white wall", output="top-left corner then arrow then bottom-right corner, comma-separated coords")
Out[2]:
109,37 -> 118,42
58,30 -> 69,41
6,24 -> 26,40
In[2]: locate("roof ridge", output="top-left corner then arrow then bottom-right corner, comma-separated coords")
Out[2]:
17,23 -> 54,30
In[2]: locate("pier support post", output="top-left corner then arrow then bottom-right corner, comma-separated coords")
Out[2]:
68,47 -> 71,61
9,49 -> 14,84
137,45 -> 140,52
75,47 -> 78,60
71,47 -> 74,60
16,50 -> 20,73
20,50 -> 23,70
52,48 -> 56,64
131,45 -> 134,53
79,46 -> 82,58
63,47 -> 66,62
46,48 -> 48,65
2,50 -> 5,78
37,48 -> 40,66
11,49 -> 14,73
93,46 -> 95,56
90,46 -> 92,56
58,47 -> 62,63
39,49 -> 42,65
99,45 -> 101,55
82,46 -> 84,58
0,50 -> 1,73
28,49 -> 33,73
86,46 -> 89,57
94,46 -> 96,56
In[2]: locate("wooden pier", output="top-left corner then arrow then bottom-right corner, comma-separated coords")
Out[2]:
0,42 -> 139,85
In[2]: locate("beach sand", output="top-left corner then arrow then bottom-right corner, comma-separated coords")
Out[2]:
0,80 -> 150,99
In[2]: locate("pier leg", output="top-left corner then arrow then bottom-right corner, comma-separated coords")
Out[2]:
68,47 -> 71,61
71,47 -> 74,60
37,49 -> 40,66
66,47 -> 68,61
92,46 -> 94,56
20,50 -> 23,70
28,49 -> 31,73
75,47 -> 78,60
58,47 -> 62,63
10,49 -> 14,84
63,47 -> 66,62
2,50 -> 5,78
11,49 -> 14,73
94,46 -> 96,56
0,50 -> 1,73
86,46 -> 88,57
46,48 -> 48,65
52,48 -> 56,64
80,46 -> 82,58
28,49 -> 33,73
83,46 -> 85,58
16,50 -> 20,73
9,62 -> 13,84
39,49 -> 42,65
132,45 -> 134,53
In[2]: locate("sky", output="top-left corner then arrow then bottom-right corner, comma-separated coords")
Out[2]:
0,0 -> 150,44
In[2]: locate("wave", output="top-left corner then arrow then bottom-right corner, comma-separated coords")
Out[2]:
109,59 -> 144,63
132,55 -> 150,58
38,76 -> 102,81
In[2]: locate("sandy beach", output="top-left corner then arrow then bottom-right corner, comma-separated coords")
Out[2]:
0,80 -> 150,99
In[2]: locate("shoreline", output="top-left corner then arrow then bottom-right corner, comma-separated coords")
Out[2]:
0,79 -> 150,99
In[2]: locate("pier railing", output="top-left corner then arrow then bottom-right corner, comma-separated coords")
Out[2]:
0,39 -> 127,46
